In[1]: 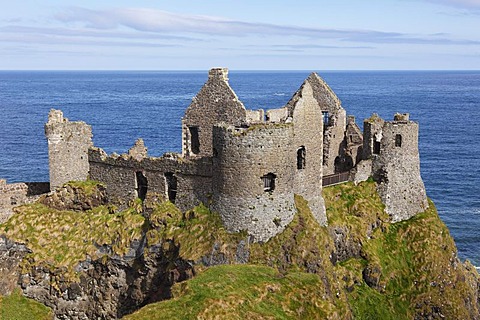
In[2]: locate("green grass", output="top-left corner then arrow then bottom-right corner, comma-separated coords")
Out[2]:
0,289 -> 53,320
1,203 -> 145,281
146,201 -> 246,262
324,180 -> 480,319
1,179 -> 478,319
123,264 -> 333,320
64,180 -> 104,196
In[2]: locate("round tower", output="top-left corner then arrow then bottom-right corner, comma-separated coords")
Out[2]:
212,123 -> 296,242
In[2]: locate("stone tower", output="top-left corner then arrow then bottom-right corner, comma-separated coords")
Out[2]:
365,113 -> 428,222
212,123 -> 297,242
45,109 -> 93,190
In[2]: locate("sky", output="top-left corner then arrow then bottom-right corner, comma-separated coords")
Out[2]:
1,0 -> 480,70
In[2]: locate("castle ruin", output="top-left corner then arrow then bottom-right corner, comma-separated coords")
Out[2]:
40,68 -> 428,241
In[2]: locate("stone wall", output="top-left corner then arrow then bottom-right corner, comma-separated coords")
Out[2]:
0,180 -> 50,223
45,109 -> 93,191
336,115 -> 363,172
371,114 -> 428,222
362,114 -> 385,160
212,123 -> 297,242
289,79 -> 326,225
286,73 -> 346,175
182,68 -> 247,158
88,146 -> 212,211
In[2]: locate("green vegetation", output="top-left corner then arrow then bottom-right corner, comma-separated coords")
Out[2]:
126,180 -> 479,319
1,202 -> 145,281
64,179 -> 104,196
0,289 -> 53,320
324,181 -> 479,319
1,179 -> 478,319
146,201 -> 246,262
123,264 -> 331,320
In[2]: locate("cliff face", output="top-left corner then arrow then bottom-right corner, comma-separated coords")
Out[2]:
0,180 -> 478,319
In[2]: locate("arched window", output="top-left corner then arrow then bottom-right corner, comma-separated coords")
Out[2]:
395,134 -> 402,147
297,146 -> 306,169
135,171 -> 148,201
262,173 -> 276,192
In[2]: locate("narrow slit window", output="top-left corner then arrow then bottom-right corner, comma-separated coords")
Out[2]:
164,172 -> 177,203
297,146 -> 306,170
135,171 -> 148,201
189,126 -> 200,154
262,173 -> 276,192
395,134 -> 402,147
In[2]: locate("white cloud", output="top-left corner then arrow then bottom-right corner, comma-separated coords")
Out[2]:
424,0 -> 480,9
50,7 -> 480,46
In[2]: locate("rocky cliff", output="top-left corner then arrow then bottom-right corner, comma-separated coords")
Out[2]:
0,180 -> 478,319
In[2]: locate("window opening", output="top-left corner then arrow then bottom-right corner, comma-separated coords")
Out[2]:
164,172 -> 177,203
322,111 -> 329,126
189,126 -> 200,154
395,134 -> 402,147
135,171 -> 148,202
262,173 -> 276,192
297,146 -> 306,170
373,141 -> 381,155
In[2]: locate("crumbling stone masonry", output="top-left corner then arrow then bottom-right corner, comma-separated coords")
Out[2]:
287,73 -> 347,175
363,113 -> 428,221
41,68 -> 428,241
0,180 -> 49,223
45,110 -> 93,191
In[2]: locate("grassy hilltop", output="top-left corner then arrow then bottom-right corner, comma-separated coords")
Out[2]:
0,180 -> 479,319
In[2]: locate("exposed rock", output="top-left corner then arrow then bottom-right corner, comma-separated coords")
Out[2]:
0,236 -> 31,296
39,182 -> 108,211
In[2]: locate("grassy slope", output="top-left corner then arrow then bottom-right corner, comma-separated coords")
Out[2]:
1,202 -> 145,281
0,180 -> 478,319
125,180 -> 479,319
124,264 -> 330,320
325,181 -> 479,319
0,289 -> 53,320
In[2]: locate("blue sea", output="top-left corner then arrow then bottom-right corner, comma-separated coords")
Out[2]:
0,70 -> 479,266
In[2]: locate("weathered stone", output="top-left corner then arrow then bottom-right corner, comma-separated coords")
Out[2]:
45,109 -> 93,191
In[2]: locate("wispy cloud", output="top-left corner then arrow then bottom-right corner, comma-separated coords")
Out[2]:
52,7 -> 480,46
423,0 -> 480,9
54,7 -> 400,40
0,25 -> 201,42
0,32 -> 182,48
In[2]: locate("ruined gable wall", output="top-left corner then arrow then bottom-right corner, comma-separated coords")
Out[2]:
45,110 -> 93,190
372,116 -> 428,222
286,73 -> 346,175
212,123 -> 296,242
290,81 -> 326,225
88,148 -> 212,211
182,68 -> 247,158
